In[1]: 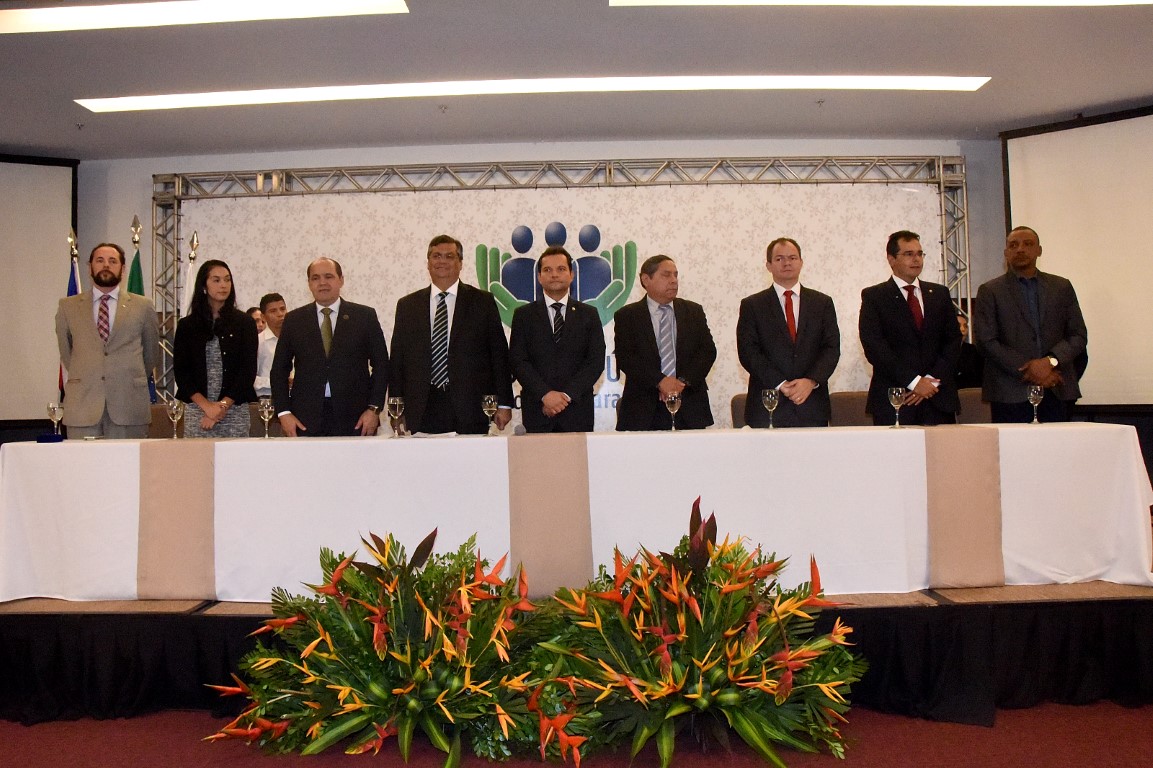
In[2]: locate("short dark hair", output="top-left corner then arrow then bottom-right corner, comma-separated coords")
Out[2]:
639,254 -> 673,279
306,257 -> 343,278
427,234 -> 463,260
1007,225 -> 1040,245
259,292 -> 285,312
766,237 -> 802,260
886,230 -> 921,257
89,242 -> 125,264
537,245 -> 573,273
245,306 -> 261,317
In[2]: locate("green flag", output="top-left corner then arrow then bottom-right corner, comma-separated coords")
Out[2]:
127,248 -> 145,295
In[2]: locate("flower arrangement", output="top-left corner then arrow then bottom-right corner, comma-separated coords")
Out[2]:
209,499 -> 865,767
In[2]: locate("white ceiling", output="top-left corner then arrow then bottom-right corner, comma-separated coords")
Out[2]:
2,0 -> 1151,160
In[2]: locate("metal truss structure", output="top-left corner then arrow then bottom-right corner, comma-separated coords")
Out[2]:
152,156 -> 970,394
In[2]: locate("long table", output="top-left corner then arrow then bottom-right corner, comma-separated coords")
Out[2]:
2,423 -> 1151,603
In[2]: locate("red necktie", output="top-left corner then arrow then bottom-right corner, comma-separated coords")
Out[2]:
904,285 -> 923,331
784,289 -> 797,342
98,294 -> 111,343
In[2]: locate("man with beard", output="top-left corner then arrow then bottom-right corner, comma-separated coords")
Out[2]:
55,242 -> 160,438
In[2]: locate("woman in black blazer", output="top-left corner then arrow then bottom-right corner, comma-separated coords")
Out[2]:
174,259 -> 258,437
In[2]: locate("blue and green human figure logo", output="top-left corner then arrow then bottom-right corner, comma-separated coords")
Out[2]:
476,222 -> 638,328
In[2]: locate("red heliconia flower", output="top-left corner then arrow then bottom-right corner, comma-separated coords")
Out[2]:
206,672 -> 251,697
249,613 -> 306,636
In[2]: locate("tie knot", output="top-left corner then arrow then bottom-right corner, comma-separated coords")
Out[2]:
784,289 -> 793,298
100,294 -> 110,303
321,307 -> 332,317
552,302 -> 563,311
438,291 -> 448,301
904,285 -> 916,296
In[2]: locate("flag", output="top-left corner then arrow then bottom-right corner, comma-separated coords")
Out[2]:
126,246 -> 158,402
59,255 -> 82,398
127,246 -> 145,296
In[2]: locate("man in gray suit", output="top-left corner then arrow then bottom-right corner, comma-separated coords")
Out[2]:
974,226 -> 1087,422
55,242 -> 160,438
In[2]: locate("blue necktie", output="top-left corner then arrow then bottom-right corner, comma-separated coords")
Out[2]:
657,304 -> 676,378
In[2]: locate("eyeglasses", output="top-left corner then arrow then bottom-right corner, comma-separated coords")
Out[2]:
896,250 -> 925,259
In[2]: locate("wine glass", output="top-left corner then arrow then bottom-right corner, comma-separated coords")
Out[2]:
165,399 -> 185,439
664,392 -> 682,431
386,396 -> 405,437
47,402 -> 64,435
257,397 -> 275,438
760,388 -> 780,429
1027,385 -> 1044,424
482,394 -> 499,436
887,387 -> 907,429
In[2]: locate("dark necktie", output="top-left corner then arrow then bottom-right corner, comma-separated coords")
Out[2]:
784,289 -> 797,342
904,285 -> 924,331
97,294 -> 111,343
320,307 -> 333,356
551,302 -> 564,343
431,291 -> 449,388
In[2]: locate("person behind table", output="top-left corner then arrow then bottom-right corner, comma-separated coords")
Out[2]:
509,245 -> 606,432
271,257 -> 389,437
55,242 -> 160,439
858,230 -> 962,426
737,237 -> 841,428
174,260 -> 259,437
253,292 -> 288,398
247,306 -> 266,334
974,226 -> 1087,422
613,254 -> 717,431
954,312 -> 985,390
389,235 -> 514,434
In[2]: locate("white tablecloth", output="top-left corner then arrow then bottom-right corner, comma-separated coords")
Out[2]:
2,423 -> 1150,602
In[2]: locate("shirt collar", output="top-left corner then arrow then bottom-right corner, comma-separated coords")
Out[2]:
892,275 -> 921,291
546,293 -> 570,307
773,282 -> 802,298
431,280 -> 460,298
93,286 -> 120,303
316,297 -> 342,315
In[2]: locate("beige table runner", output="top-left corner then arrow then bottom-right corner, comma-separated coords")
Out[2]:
138,439 -> 216,599
924,426 -> 1003,588
507,433 -> 594,598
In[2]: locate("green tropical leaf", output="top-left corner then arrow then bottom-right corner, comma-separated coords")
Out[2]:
656,719 -> 676,768
299,713 -> 372,756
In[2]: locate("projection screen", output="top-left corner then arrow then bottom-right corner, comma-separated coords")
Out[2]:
1005,108 -> 1153,406
0,156 -> 76,421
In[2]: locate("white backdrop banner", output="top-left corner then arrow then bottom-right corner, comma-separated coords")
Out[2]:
182,183 -> 941,429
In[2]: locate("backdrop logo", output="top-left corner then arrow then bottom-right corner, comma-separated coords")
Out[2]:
476,222 -> 637,327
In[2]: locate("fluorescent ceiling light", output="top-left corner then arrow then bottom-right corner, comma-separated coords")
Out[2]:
77,75 -> 990,112
0,1 -> 408,34
611,0 -> 1153,5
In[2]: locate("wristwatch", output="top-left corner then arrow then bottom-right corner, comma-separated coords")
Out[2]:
366,404 -> 382,415
1047,356 -> 1059,368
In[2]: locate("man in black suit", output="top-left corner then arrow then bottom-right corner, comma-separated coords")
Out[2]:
975,226 -> 1087,422
271,257 -> 389,437
390,234 -> 514,435
737,237 -> 841,428
614,255 -> 717,431
509,246 -> 606,432
859,230 -> 962,426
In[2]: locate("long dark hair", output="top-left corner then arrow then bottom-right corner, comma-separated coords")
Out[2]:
187,259 -> 238,325
187,258 -> 244,336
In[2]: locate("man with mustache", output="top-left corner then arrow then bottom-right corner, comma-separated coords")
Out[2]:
55,242 -> 160,438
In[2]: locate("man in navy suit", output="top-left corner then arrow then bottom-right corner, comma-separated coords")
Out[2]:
975,226 -> 1087,422
509,246 -> 606,432
614,255 -> 717,431
390,235 -> 514,435
271,257 -> 389,437
859,230 -> 962,426
737,237 -> 841,428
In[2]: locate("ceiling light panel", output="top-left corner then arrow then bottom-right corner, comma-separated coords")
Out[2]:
0,1 -> 408,34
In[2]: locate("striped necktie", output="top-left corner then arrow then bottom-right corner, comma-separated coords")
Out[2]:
431,291 -> 449,388
552,302 -> 564,343
657,304 -> 676,378
97,294 -> 111,343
